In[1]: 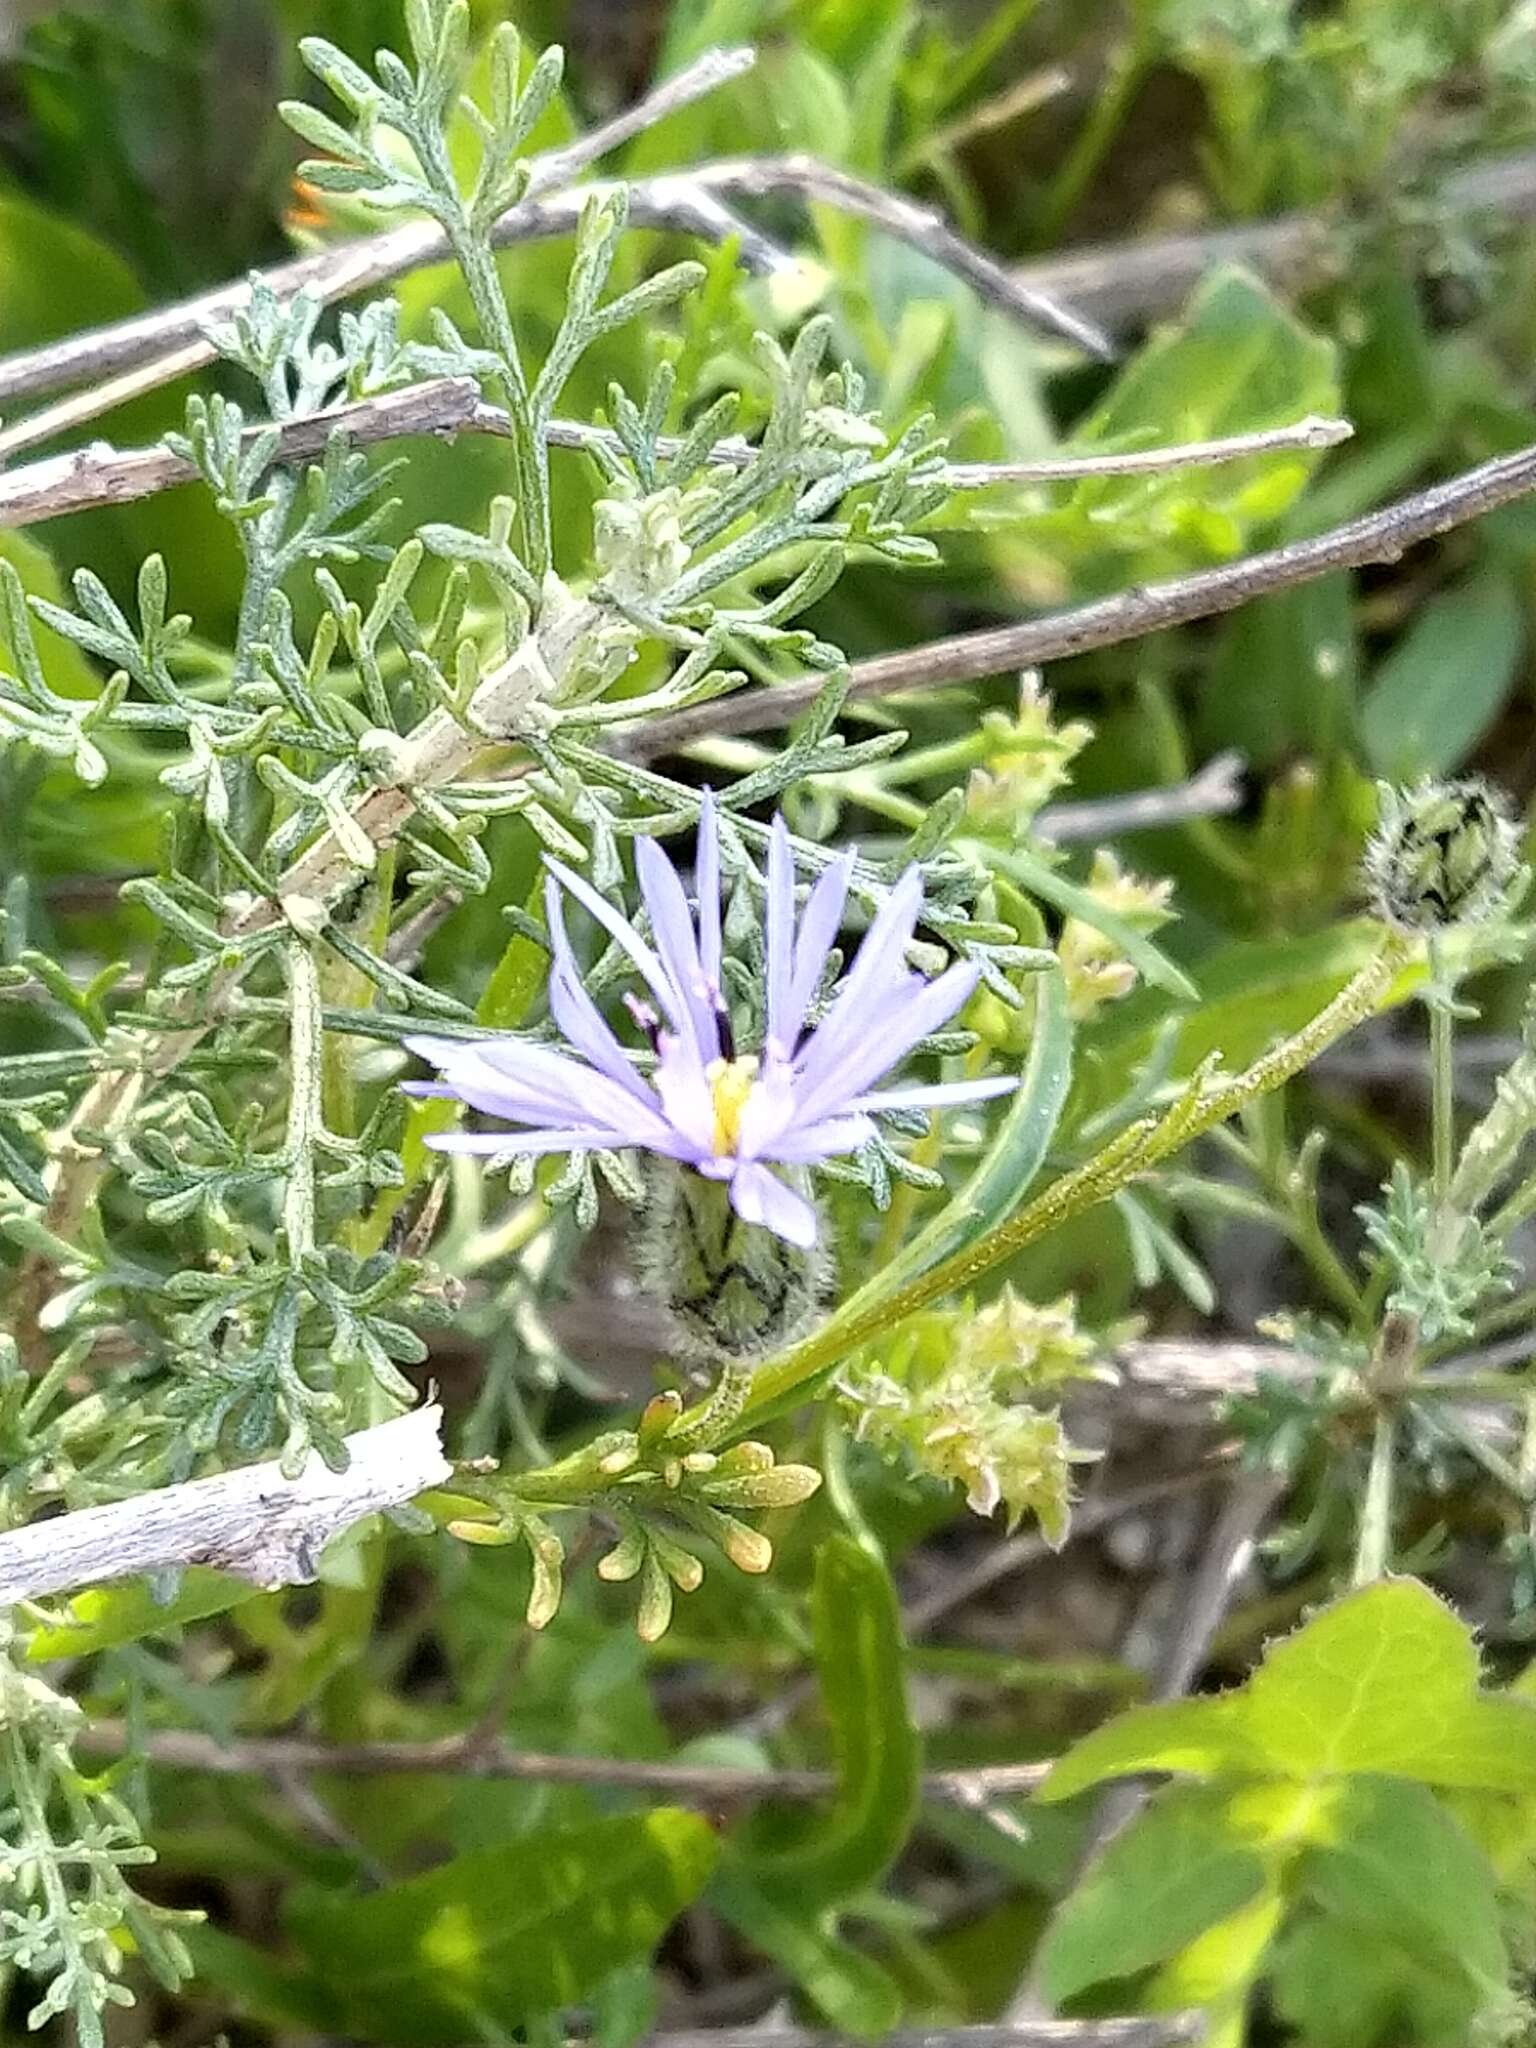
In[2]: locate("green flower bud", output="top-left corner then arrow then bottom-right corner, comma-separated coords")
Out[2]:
637,1161 -> 830,1363
1363,778 -> 1521,933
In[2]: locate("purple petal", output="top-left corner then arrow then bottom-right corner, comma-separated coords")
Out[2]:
544,856 -> 687,1042
544,878 -> 658,1107
795,958 -> 981,1124
786,848 -> 854,1042
730,1160 -> 819,1248
697,790 -> 722,989
406,1035 -> 672,1145
652,1031 -> 716,1161
764,815 -> 795,1054
849,1075 -> 1017,1114
760,1111 -> 876,1163
636,833 -> 718,1061
792,867 -> 923,1090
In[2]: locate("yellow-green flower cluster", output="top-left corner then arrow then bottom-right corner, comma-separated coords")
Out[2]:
843,1288 -> 1100,1540
1059,849 -> 1176,1019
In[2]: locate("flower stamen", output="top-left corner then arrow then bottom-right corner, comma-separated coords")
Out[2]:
707,1055 -> 760,1157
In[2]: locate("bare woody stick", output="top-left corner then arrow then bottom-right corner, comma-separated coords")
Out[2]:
72,1716 -> 1049,1807
0,386 -> 1349,530
0,1406 -> 450,1607
0,77 -> 1105,428
685,154 -> 1114,359
0,46 -> 762,411
632,429 -> 1536,751
1011,145 -> 1536,333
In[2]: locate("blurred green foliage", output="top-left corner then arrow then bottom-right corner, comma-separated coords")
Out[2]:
5,0 -> 1536,2044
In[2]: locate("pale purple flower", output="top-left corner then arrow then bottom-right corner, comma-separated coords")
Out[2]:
403,796 -> 1015,1249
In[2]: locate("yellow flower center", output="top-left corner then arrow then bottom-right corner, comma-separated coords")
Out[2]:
706,1055 -> 759,1157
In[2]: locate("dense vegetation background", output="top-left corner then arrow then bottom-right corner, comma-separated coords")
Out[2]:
7,2 -> 1536,2045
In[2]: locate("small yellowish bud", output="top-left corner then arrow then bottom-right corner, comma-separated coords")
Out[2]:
638,1390 -> 684,1446
1058,850 -> 1175,1021
720,1520 -> 774,1574
448,1518 -> 516,1547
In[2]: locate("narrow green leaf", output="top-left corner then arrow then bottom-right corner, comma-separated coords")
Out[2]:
714,1539 -> 918,2028
982,842 -> 1198,1004
1361,565 -> 1524,780
751,1536 -> 918,1905
711,1871 -> 903,2036
25,1570 -> 261,1660
854,963 -> 1072,1305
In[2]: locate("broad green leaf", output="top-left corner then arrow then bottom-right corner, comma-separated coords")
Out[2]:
1041,1580 -> 1536,1801
284,1809 -> 717,2046
1298,1776 -> 1507,1996
1270,1916 -> 1479,2048
1037,1783 -> 1266,2004
0,532 -> 98,700
1269,1777 -> 1510,2048
1361,564 -> 1524,781
1198,574 -> 1358,769
1039,1697 -> 1261,1801
183,1924 -> 339,2034
0,193 -> 242,624
25,1569 -> 260,1660
1029,268 -> 1339,573
739,1536 -> 919,1906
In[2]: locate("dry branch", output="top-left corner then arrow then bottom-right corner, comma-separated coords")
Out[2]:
0,383 -> 1346,530
0,133 -> 1103,447
0,47 -> 762,411
1036,753 -> 1246,843
0,1406 -> 450,1606
632,431 -> 1536,749
686,153 -> 1114,358
645,2025 -> 1203,2048
71,1716 -> 1049,1807
1012,146 -> 1536,331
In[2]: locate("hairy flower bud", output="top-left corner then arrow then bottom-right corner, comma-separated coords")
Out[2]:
637,1161 -> 830,1363
1363,778 -> 1521,933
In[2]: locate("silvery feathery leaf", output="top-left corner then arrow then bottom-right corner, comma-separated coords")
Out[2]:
402,794 -> 1015,1248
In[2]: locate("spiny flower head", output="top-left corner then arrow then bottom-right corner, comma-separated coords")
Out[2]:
404,795 -> 1014,1249
1363,777 -> 1522,933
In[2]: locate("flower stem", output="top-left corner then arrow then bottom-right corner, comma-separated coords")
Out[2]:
1428,934 -> 1455,1220
1353,1406 -> 1397,1584
728,933 -> 1411,1433
282,938 -> 323,1259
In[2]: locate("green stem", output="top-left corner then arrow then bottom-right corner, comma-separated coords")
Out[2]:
1353,1407 -> 1397,1584
726,932 -> 1410,1432
1428,935 -> 1455,1219
447,220 -> 550,585
282,938 -> 323,1258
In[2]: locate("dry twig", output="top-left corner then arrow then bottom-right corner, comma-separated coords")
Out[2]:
1011,146 -> 1536,330
71,1717 -> 1048,1807
0,48 -> 761,413
0,1406 -> 450,1605
0,387 -> 1347,530
634,432 -> 1536,748
640,2024 -> 1202,2048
